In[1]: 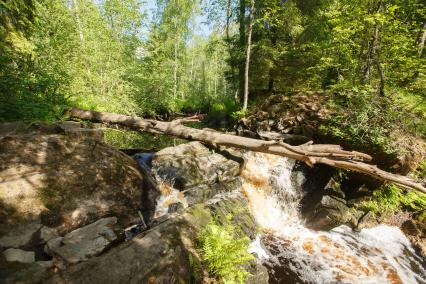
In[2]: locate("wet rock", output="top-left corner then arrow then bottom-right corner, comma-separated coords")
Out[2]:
50,193 -> 266,283
307,195 -> 363,231
246,262 -> 269,284
168,203 -> 184,214
0,223 -> 42,249
356,211 -> 379,231
0,133 -> 147,236
183,178 -> 243,205
2,248 -> 35,263
45,217 -> 121,264
401,220 -> 420,236
152,142 -> 241,190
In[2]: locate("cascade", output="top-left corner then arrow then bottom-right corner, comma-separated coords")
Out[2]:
241,152 -> 426,284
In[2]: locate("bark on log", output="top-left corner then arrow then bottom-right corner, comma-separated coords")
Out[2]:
67,108 -> 426,193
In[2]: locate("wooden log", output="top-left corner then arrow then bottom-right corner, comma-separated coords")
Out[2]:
67,108 -> 426,193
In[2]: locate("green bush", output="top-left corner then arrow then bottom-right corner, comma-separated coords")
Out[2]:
359,184 -> 426,215
319,87 -> 414,155
197,220 -> 254,284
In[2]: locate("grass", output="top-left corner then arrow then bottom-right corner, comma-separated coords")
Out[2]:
392,89 -> 426,137
103,128 -> 187,150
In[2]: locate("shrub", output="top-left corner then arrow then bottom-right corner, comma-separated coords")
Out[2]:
359,184 -> 426,215
319,87 -> 415,155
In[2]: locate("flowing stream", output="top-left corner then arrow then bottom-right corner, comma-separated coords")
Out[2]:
144,149 -> 426,283
241,152 -> 426,284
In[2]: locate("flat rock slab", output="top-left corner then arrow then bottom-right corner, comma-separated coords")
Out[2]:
0,223 -> 42,249
2,248 -> 35,263
45,217 -> 119,264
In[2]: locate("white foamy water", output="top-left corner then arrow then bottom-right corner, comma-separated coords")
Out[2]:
241,152 -> 426,284
154,181 -> 188,218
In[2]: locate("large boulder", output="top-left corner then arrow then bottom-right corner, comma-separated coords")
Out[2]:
147,142 -> 244,217
45,217 -> 121,265
151,142 -> 241,190
50,193 -> 265,284
0,130 -> 147,237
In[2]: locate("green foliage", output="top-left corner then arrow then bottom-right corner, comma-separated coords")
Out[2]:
231,109 -> 250,121
104,129 -> 187,149
197,219 -> 254,284
319,87 -> 415,155
414,159 -> 426,179
359,184 -> 426,215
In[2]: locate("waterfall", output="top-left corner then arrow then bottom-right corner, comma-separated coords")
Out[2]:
241,152 -> 426,284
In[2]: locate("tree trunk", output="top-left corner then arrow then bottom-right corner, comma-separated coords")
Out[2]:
243,0 -> 255,110
67,108 -> 426,193
173,21 -> 178,99
226,0 -> 232,41
373,2 -> 385,96
238,0 -> 246,101
418,20 -> 426,57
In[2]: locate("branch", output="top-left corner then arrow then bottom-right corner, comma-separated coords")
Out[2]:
67,108 -> 426,193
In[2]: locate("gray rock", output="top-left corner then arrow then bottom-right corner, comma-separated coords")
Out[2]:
39,226 -> 59,243
307,195 -> 363,230
0,223 -> 42,248
64,128 -> 104,142
49,193 -> 266,284
152,142 -> 241,190
168,203 -> 184,214
246,262 -> 269,284
45,217 -> 120,264
36,260 -> 54,268
2,248 -> 35,263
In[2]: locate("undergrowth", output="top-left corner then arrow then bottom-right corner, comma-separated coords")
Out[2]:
197,216 -> 254,284
103,128 -> 187,149
359,184 -> 426,216
320,86 -> 408,155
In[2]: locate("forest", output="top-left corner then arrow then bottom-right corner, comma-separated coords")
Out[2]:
1,0 -> 424,121
1,0 -> 426,283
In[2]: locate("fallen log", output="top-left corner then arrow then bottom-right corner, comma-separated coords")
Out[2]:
67,108 -> 426,193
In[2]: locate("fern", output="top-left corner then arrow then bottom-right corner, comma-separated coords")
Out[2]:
198,221 -> 254,284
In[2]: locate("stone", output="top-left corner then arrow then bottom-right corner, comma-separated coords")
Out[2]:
152,142 -> 241,190
36,260 -> 54,269
168,203 -> 184,214
307,195 -> 363,231
49,193 -> 266,283
246,262 -> 269,284
39,226 -> 59,243
401,220 -> 420,236
2,248 -> 35,263
64,128 -> 104,142
0,261 -> 50,284
45,217 -> 120,264
0,223 -> 42,249
0,133 -> 148,235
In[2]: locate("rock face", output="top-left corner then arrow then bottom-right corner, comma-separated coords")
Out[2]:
51,193 -> 261,284
148,142 -> 244,217
0,223 -> 42,249
0,128 -> 147,236
45,217 -> 121,264
152,142 -> 241,190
